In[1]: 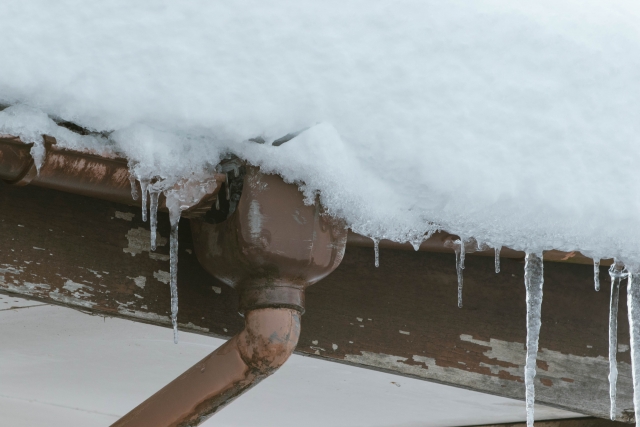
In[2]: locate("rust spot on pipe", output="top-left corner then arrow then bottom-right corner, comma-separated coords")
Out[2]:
111,309 -> 301,427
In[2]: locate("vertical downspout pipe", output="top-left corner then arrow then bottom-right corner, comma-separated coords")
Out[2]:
112,166 -> 348,427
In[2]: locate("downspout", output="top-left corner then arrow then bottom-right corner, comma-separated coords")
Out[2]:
112,166 -> 348,426
111,307 -> 301,427
0,135 -> 348,425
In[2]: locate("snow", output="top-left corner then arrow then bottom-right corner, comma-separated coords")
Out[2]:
1,0 -> 640,262
2,0 -> 640,423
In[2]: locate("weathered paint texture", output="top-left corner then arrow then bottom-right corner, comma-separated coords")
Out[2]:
0,183 -> 632,420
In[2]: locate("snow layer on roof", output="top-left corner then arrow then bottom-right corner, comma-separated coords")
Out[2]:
2,0 -> 640,263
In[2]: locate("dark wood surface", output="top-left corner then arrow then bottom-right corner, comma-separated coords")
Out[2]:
0,182 -> 633,421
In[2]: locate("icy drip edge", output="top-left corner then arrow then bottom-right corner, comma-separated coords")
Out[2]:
149,190 -> 160,251
495,247 -> 501,274
455,239 -> 466,308
169,213 -> 180,344
595,259 -> 601,292
627,268 -> 640,427
373,238 -> 380,268
29,139 -> 46,175
140,178 -> 150,222
608,260 -> 625,421
524,252 -> 544,427
129,175 -> 139,201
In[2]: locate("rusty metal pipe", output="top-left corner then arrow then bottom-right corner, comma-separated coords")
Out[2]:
111,307 -> 300,427
112,166 -> 347,426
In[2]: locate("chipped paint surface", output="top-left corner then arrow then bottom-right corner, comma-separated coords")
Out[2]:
118,309 -> 171,324
123,227 -> 167,257
49,290 -> 96,308
129,276 -> 146,289
212,286 -> 221,294
344,334 -> 634,420
153,270 -> 170,284
179,322 -> 210,333
115,211 -> 135,221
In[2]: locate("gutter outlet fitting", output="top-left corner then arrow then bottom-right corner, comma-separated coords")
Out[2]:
113,165 -> 347,427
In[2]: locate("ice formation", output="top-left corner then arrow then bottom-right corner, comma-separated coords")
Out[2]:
2,0 -> 640,422
629,269 -> 640,425
524,253 -> 544,427
495,247 -> 501,274
608,261 -> 627,420
454,240 -> 466,308
373,239 -> 380,268
595,259 -> 601,292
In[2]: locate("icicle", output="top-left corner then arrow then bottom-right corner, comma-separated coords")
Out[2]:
162,175 -> 220,344
373,238 -> 380,268
455,240 -> 466,308
627,267 -> 640,426
524,252 -> 544,427
409,230 -> 435,251
169,213 -> 180,344
225,173 -> 231,200
410,238 -> 422,251
149,190 -> 160,251
30,141 -> 45,175
594,259 -> 601,291
608,261 -> 626,420
139,178 -> 150,222
129,175 -> 139,201
495,247 -> 501,274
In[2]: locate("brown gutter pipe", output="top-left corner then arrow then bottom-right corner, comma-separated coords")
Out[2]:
112,166 -> 348,426
0,135 -> 225,216
111,308 -> 301,427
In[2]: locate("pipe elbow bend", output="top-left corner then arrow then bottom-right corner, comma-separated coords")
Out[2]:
236,308 -> 301,376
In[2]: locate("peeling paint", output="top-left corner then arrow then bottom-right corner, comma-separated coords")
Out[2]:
149,253 -> 170,261
128,276 -> 146,289
212,286 -> 221,294
86,269 -> 103,278
123,227 -> 167,257
179,322 -> 210,333
399,330 -> 410,335
115,211 -> 135,221
344,334 -> 634,419
48,291 -> 96,308
0,265 -> 23,275
118,309 -> 171,324
62,280 -> 87,292
153,270 -> 170,284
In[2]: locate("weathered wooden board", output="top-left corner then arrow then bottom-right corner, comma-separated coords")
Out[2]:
0,182 -> 633,421
482,418 -> 627,427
